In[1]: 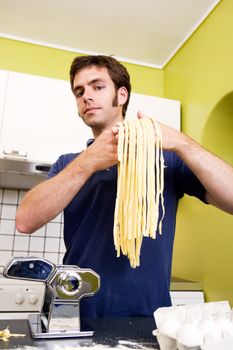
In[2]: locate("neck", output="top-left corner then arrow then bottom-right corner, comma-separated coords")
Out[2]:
91,115 -> 124,139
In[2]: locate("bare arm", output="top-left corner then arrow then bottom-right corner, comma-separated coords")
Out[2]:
174,135 -> 233,214
137,111 -> 233,214
157,118 -> 233,214
16,128 -> 119,233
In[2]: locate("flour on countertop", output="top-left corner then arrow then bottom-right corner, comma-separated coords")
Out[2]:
52,342 -> 155,349
11,340 -> 157,350
8,347 -> 44,350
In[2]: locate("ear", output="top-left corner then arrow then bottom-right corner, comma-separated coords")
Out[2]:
118,87 -> 128,106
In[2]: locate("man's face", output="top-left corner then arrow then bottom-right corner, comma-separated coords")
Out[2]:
72,66 -> 126,132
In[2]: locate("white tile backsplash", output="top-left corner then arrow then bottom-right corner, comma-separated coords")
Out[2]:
46,222 -> 61,237
44,237 -> 60,252
1,204 -> 17,219
60,240 -> 66,253
29,236 -> 45,252
0,251 -> 13,266
44,252 -> 60,264
28,251 -> 45,259
12,251 -> 30,258
0,219 -> 15,234
13,235 -> 30,251
33,226 -> 46,237
58,253 -> 64,264
3,190 -> 18,204
0,188 -> 64,267
0,235 -> 14,250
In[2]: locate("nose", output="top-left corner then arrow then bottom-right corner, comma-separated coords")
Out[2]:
82,88 -> 93,103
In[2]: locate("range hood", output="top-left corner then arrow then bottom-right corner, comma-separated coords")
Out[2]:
0,157 -> 51,190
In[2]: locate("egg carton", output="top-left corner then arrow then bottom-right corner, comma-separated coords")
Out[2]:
153,330 -> 233,350
153,329 -> 200,350
153,301 -> 233,350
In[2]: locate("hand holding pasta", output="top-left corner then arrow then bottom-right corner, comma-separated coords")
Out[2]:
113,117 -> 165,268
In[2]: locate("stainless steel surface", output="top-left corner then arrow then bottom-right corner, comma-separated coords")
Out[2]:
28,313 -> 94,338
3,256 -> 100,338
0,157 -> 51,174
0,157 -> 51,189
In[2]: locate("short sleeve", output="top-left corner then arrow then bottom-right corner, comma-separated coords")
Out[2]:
47,153 -> 79,179
177,158 -> 208,203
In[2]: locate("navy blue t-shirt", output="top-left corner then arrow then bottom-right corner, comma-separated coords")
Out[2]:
48,145 -> 206,319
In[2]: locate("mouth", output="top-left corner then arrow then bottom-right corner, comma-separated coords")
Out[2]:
84,107 -> 101,114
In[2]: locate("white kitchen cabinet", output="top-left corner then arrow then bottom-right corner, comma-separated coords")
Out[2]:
0,70 -> 180,164
127,93 -> 180,131
0,70 -> 9,134
0,70 -> 92,163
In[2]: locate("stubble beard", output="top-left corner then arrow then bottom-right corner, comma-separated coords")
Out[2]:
79,91 -> 121,134
112,91 -> 118,108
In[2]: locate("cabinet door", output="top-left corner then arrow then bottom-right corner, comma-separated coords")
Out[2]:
0,70 -> 9,134
126,93 -> 180,130
0,70 -> 180,165
0,71 -> 92,163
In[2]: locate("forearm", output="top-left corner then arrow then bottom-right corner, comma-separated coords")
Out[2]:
16,154 -> 93,233
16,128 -> 119,233
175,134 -> 233,214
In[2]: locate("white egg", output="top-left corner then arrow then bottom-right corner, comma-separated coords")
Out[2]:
216,317 -> 233,338
199,318 -> 222,342
156,332 -> 177,350
177,323 -> 203,347
159,316 -> 181,338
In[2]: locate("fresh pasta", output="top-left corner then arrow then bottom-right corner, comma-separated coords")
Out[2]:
113,117 -> 165,268
0,327 -> 25,342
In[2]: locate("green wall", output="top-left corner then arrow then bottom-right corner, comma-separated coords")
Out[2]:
164,0 -> 233,305
0,37 -> 163,97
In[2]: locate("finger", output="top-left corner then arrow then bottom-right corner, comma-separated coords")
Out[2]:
111,125 -> 119,135
137,110 -> 146,119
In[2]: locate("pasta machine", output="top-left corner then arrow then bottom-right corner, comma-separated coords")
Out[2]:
3,256 -> 100,339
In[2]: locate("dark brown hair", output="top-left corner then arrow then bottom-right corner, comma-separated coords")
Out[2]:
69,55 -> 131,116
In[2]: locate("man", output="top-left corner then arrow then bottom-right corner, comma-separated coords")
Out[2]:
16,55 -> 233,318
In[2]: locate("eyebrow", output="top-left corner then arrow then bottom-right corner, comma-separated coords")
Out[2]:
73,78 -> 106,94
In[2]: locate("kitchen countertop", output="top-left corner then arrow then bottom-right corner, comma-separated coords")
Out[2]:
170,277 -> 203,291
0,317 -> 159,349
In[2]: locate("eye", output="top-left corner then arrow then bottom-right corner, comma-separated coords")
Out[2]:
73,86 -> 84,98
94,85 -> 104,91
75,90 -> 83,98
